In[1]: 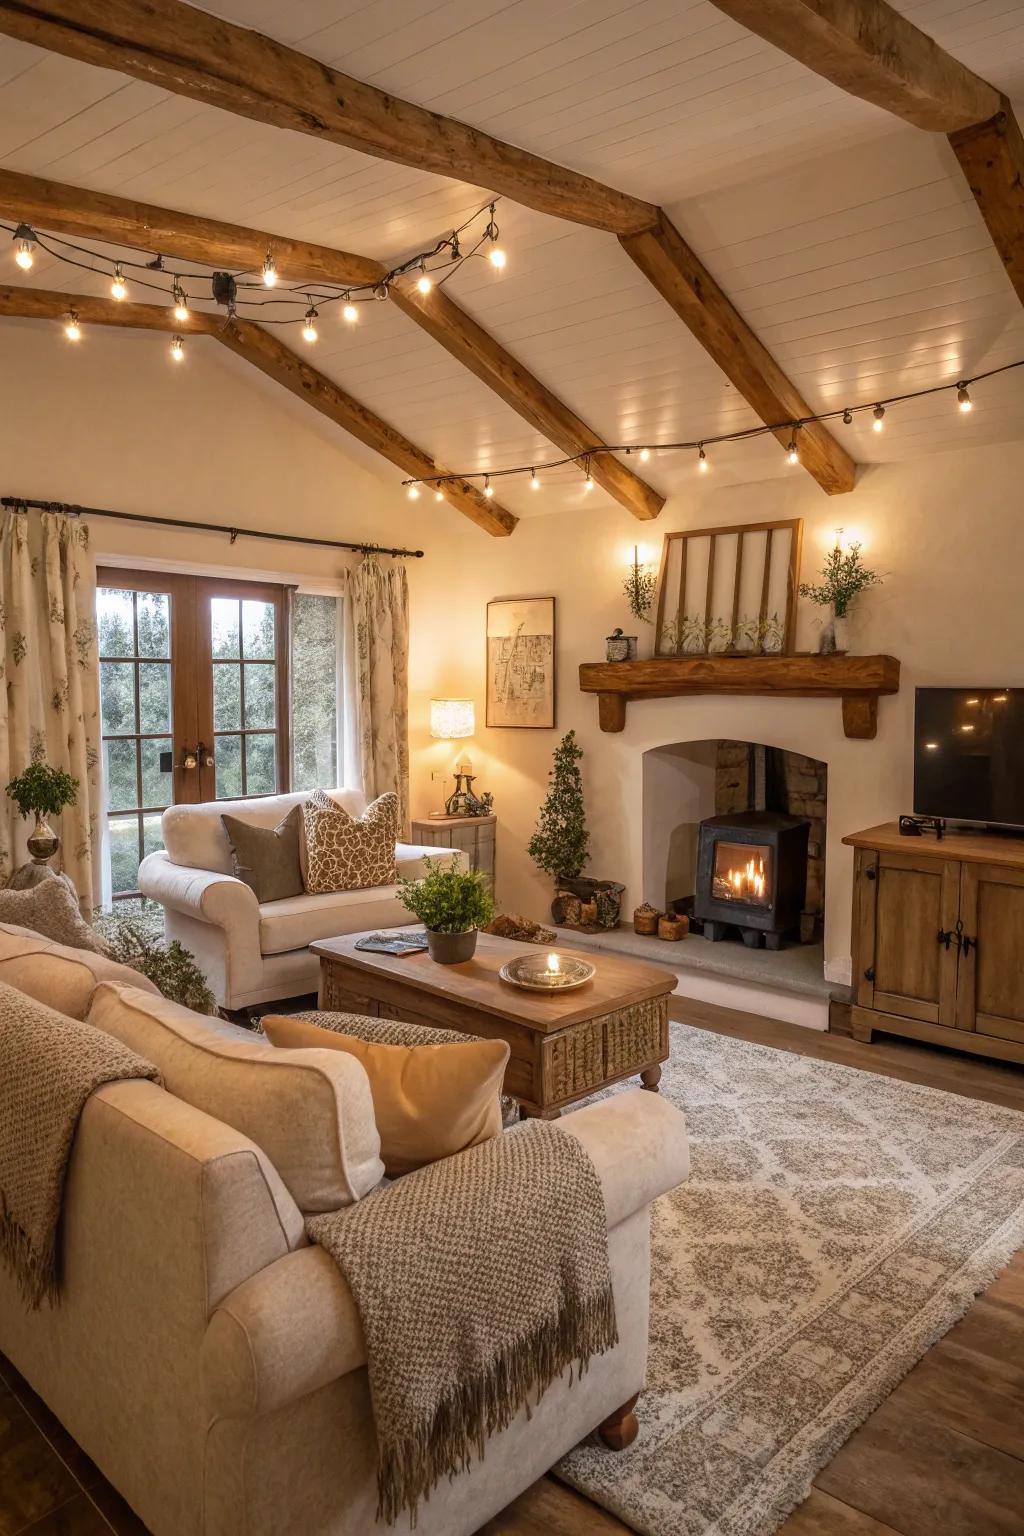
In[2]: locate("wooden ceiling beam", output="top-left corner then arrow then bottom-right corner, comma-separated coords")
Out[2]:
0,167 -> 384,289
708,0 -> 1001,132
389,279 -> 665,519
0,0 -> 656,236
0,284 -> 516,536
949,103 -> 1024,309
620,214 -> 857,495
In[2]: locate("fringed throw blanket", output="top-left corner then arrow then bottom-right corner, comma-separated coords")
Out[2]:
0,979 -> 159,1308
307,1118 -> 617,1525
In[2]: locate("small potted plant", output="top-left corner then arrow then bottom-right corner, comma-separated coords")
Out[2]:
5,760 -> 79,866
398,855 -> 495,964
800,541 -> 880,654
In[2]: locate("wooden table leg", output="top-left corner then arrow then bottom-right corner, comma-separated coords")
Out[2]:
519,1104 -> 561,1121
640,1065 -> 662,1092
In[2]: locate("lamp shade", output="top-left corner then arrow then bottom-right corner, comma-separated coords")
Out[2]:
430,698 -> 475,740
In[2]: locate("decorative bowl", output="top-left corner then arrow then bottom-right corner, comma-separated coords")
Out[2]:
498,952 -> 595,992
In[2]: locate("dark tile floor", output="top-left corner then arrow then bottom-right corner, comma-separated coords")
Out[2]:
0,1351 -> 146,1536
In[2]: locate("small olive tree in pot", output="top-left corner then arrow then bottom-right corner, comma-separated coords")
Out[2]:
5,761 -> 79,866
398,855 -> 495,964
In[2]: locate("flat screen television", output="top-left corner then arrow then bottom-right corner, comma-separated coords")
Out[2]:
914,688 -> 1024,828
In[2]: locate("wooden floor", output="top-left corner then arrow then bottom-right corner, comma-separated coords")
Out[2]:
3,1003 -> 1024,1536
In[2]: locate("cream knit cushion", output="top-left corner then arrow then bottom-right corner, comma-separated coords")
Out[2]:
0,921 -> 160,1020
302,789 -> 398,895
0,873 -> 106,953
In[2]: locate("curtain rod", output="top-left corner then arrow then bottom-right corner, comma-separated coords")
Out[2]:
0,496 -> 425,560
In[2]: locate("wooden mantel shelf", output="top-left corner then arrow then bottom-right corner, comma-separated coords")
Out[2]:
578,654 -> 901,739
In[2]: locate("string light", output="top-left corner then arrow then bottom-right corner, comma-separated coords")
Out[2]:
530,468 -> 540,491
485,203 -> 506,270
342,296 -> 358,322
302,303 -> 319,343
13,223 -> 35,270
484,475 -> 494,498
407,483 -> 420,500
416,264 -> 432,294
787,434 -> 799,465
639,447 -> 650,462
957,383 -> 972,413
842,408 -> 853,425
110,264 -> 128,301
63,310 -> 81,342
872,404 -> 885,432
169,334 -> 184,362
583,457 -> 595,491
262,252 -> 278,288
434,487 -> 444,502
697,443 -> 708,473
172,279 -> 188,322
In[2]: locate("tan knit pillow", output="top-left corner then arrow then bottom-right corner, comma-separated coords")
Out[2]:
302,791 -> 397,895
262,1011 -> 509,1177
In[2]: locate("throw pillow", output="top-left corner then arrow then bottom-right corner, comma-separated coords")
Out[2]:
262,1010 -> 509,1177
0,872 -> 106,953
220,804 -> 304,903
302,791 -> 398,895
0,921 -> 160,1019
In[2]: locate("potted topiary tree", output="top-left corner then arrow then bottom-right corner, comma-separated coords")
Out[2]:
528,731 -> 623,930
5,761 -> 79,866
398,854 -> 495,964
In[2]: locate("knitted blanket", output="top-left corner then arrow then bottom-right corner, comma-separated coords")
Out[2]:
0,980 -> 159,1309
307,1118 -> 617,1525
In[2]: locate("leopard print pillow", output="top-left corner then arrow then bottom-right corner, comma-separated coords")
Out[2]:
302,791 -> 398,894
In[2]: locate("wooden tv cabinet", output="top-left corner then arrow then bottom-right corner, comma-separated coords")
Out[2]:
844,823 -> 1024,1065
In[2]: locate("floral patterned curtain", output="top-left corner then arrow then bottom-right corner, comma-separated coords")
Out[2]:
346,557 -> 409,833
0,509 -> 101,908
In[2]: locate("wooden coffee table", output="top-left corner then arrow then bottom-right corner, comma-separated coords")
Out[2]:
312,931 -> 676,1119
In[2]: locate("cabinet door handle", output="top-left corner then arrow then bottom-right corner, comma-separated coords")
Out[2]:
865,866 -> 876,881
961,934 -> 978,956
937,929 -> 953,950
864,966 -> 875,982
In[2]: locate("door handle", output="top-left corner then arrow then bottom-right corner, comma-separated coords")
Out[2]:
961,934 -> 978,957
937,929 -> 953,950
865,866 -> 876,881
197,741 -> 215,769
863,966 -> 875,982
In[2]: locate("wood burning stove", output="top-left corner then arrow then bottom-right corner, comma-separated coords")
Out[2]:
694,810 -> 810,949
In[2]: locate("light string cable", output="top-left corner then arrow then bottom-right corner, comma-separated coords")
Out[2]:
397,358 -> 1024,493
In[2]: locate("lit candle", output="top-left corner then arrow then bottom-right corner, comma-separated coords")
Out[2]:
546,953 -> 561,976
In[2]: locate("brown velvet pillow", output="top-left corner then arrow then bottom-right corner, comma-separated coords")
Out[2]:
220,805 -> 304,903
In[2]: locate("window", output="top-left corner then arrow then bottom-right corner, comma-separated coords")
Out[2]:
290,592 -> 343,791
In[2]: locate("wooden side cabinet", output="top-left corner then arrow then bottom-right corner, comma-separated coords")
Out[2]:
844,823 -> 1024,1065
410,814 -> 496,888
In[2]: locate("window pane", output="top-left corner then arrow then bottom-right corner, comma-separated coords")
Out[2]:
104,738 -> 138,811
243,663 -> 275,729
100,662 -> 137,735
242,599 -> 275,659
140,737 -> 173,809
109,816 -> 140,895
138,661 -> 171,733
211,598 -> 240,659
291,593 -> 338,791
136,592 -> 170,658
143,812 -> 164,860
215,734 -> 242,799
245,733 -> 277,796
98,589 -> 134,657
213,664 -> 241,730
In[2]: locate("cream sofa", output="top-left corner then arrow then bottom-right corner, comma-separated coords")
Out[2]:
138,789 -> 458,1011
0,946 -> 690,1536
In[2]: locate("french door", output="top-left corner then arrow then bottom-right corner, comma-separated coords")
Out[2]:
97,569 -> 289,896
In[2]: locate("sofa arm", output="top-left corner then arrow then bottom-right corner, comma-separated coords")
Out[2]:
558,1089 -> 688,1229
138,850 -> 258,931
201,1246 -> 366,1421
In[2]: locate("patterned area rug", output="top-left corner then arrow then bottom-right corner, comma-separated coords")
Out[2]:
559,1021 -> 1024,1536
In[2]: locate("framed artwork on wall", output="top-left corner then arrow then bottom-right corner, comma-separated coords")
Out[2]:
486,597 -> 556,728
653,518 -> 803,658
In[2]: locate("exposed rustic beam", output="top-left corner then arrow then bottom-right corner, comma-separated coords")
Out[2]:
708,0 -> 1001,132
0,284 -> 516,536
389,279 -> 665,520
0,0 -> 656,236
948,103 -> 1024,308
620,214 -> 857,495
0,167 -> 383,289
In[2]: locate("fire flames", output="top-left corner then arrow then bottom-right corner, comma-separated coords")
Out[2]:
723,854 -> 766,901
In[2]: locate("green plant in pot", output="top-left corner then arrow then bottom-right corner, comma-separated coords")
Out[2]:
398,855 -> 495,964
528,731 -> 624,930
5,761 -> 79,867
799,540 -> 880,654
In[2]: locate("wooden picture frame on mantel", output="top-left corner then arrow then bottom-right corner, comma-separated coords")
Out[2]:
653,519 -> 803,658
486,596 -> 556,728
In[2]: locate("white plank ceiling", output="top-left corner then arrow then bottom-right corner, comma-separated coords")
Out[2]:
1,0 -> 1024,520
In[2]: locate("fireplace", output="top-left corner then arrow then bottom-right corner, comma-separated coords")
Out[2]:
694,811 -> 810,949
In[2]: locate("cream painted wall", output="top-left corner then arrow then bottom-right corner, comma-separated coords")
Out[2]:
1,320 -> 1020,981
405,447 -> 1023,981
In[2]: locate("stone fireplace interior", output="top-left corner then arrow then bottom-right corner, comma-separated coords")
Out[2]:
643,739 -> 828,957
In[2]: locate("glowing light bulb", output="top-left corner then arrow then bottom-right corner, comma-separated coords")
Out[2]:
14,229 -> 35,270
639,447 -> 650,462
488,245 -> 507,270
342,300 -> 358,323
408,484 -> 420,500
170,334 -> 184,362
416,267 -> 432,294
787,437 -> 799,465
530,469 -> 540,491
957,383 -> 972,413
434,488 -> 444,503
262,252 -> 278,288
872,403 -> 885,432
302,305 -> 318,343
110,265 -> 128,301
697,444 -> 708,473
584,468 -> 595,490
172,280 -> 188,323
63,311 -> 81,342
484,476 -> 494,498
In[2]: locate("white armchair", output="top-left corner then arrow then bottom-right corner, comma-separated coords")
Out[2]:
139,789 -> 456,1010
